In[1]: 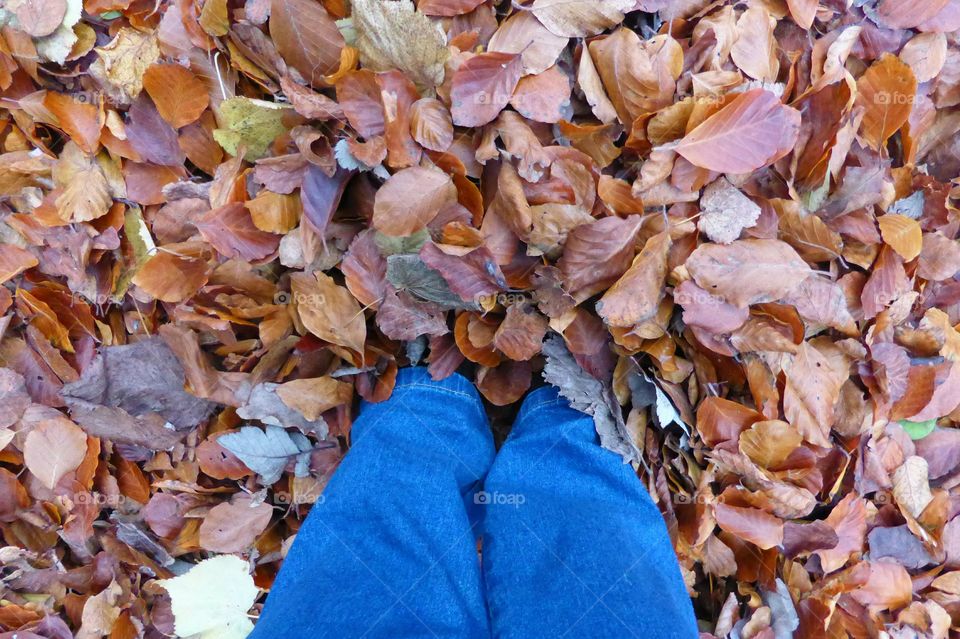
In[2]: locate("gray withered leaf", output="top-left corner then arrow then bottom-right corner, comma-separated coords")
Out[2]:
541,334 -> 639,463
217,425 -> 314,485
62,337 -> 216,449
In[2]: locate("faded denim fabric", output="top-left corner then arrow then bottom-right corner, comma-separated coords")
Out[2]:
249,367 -> 697,639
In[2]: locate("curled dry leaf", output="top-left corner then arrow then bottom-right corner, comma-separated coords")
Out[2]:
698,177 -> 761,244
291,271 -> 367,354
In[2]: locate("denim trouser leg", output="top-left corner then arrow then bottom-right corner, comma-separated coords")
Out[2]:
250,367 -> 494,639
480,386 -> 698,639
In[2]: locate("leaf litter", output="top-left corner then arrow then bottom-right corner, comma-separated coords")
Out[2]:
2,0 -> 960,637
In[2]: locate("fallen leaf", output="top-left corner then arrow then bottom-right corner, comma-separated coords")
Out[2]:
698,177 -> 761,244
674,89 -> 801,173
23,417 -> 87,489
158,555 -> 258,639
352,0 -> 447,90
373,166 -> 457,236
143,63 -> 210,129
269,0 -> 343,86
451,52 -> 523,127
686,239 -> 812,307
532,0 -> 635,37
878,214 -> 922,261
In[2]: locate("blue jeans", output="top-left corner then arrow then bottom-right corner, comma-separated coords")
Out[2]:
249,368 -> 697,638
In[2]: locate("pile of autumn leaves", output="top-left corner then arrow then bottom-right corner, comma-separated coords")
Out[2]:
4,0 -> 960,636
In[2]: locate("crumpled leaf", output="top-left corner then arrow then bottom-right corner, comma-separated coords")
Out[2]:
62,337 -> 217,448
686,239 -> 812,308
88,27 -> 160,104
673,89 -> 801,173
698,177 -> 761,244
531,0 -> 634,37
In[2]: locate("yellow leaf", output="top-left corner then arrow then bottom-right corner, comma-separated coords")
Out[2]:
878,213 -> 922,261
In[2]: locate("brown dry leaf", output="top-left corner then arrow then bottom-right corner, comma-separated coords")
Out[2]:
686,239 -> 812,308
714,503 -> 783,549
132,245 -> 212,303
450,52 -> 523,127
730,6 -> 779,82
783,342 -> 845,446
918,233 -> 960,281
558,215 -> 644,301
53,143 -> 112,223
739,420 -> 802,469
786,0 -> 818,29
674,89 -> 801,173
510,66 -> 571,124
878,214 -> 922,261
373,166 -> 457,236
13,0 -> 67,37
199,0 -> 230,37
698,177 -> 761,244
198,494 -> 274,553
45,91 -> 103,155
855,53 -> 917,149
892,455 -> 933,519
596,231 -> 671,327
487,11 -> 568,76
143,63 -> 210,129
23,417 -> 88,489
900,32 -> 948,83
417,0 -> 486,16
276,376 -> 353,421
270,0 -> 344,86
532,0 -> 635,37
492,304 -> 549,361
246,190 -> 301,234
195,202 -> 280,261
291,271 -> 367,354
410,98 -> 453,152
352,0 -> 447,90
0,244 -> 38,284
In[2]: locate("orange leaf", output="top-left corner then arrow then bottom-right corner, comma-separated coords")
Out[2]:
143,63 -> 210,129
855,53 -> 916,149
878,213 -> 922,261
0,244 -> 37,284
45,91 -> 103,155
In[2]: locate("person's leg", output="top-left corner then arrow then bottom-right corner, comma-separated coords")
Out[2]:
480,386 -> 697,639
250,367 -> 494,639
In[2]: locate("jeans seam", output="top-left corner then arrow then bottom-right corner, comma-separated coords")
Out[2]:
517,398 -> 564,423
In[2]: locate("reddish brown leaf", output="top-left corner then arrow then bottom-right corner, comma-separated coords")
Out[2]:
450,52 -> 523,127
674,89 -> 801,173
